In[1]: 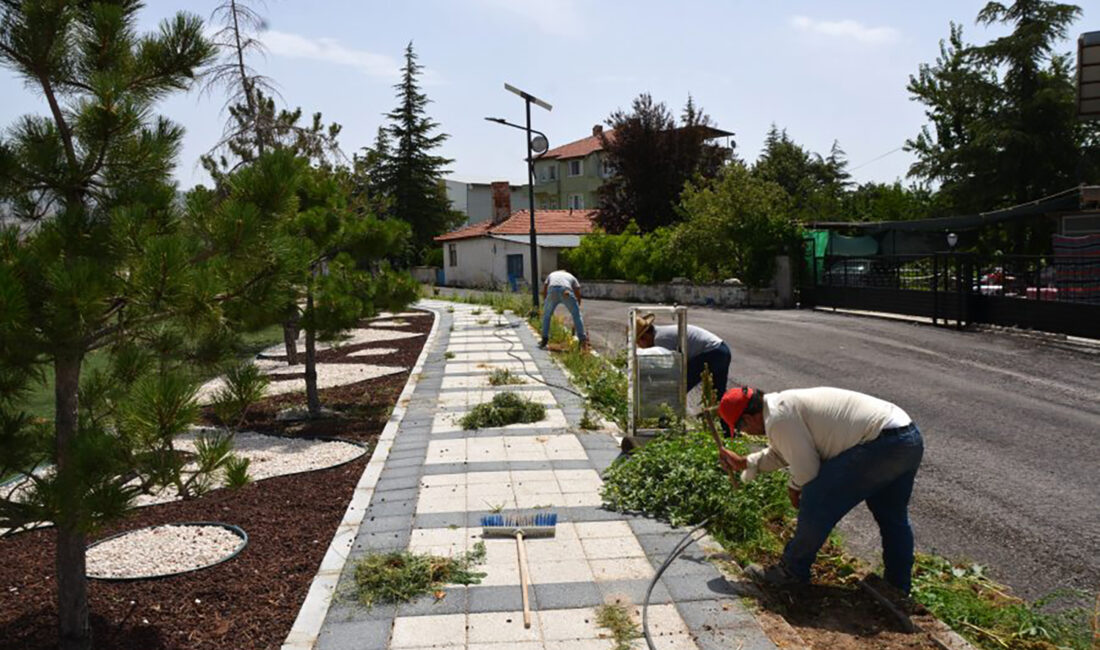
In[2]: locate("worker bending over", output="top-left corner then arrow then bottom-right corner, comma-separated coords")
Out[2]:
539,270 -> 586,349
717,386 -> 924,594
635,314 -> 732,434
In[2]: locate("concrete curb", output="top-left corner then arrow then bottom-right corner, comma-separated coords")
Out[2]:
281,305 -> 442,650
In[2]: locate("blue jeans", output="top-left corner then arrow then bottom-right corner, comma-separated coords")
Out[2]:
541,287 -> 585,344
687,343 -> 731,435
781,424 -> 924,593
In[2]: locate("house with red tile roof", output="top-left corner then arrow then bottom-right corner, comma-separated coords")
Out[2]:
434,205 -> 595,289
533,123 -> 733,213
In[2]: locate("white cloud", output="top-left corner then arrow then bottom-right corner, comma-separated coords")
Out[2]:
473,0 -> 585,38
262,30 -> 402,78
790,15 -> 900,45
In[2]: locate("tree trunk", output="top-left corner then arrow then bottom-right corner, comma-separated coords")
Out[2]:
55,355 -> 91,650
282,319 -> 299,365
304,291 -> 320,417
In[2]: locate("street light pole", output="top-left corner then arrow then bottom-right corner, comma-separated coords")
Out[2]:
523,98 -> 539,309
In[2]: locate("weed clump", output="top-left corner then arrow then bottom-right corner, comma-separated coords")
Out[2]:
911,555 -> 1093,650
487,368 -> 525,386
595,602 -> 641,650
353,543 -> 486,607
460,392 -> 545,429
600,429 -> 792,560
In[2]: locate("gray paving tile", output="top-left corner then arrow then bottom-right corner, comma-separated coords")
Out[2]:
324,600 -> 398,624
626,517 -> 691,536
693,625 -> 778,650
373,474 -> 421,493
368,486 -> 419,503
314,618 -> 391,650
396,586 -> 468,616
364,497 -> 416,518
467,584 -> 535,613
676,598 -> 760,632
354,525 -> 411,552
383,456 -> 425,470
662,573 -> 740,602
378,465 -> 421,480
532,581 -> 602,609
358,515 -> 412,534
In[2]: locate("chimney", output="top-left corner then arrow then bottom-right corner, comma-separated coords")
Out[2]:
490,181 -> 511,225
592,124 -> 603,137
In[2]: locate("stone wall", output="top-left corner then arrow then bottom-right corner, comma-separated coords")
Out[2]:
579,256 -> 793,308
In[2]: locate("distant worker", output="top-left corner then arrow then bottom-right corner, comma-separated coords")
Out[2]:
635,314 -> 733,434
717,386 -> 924,594
540,270 -> 587,349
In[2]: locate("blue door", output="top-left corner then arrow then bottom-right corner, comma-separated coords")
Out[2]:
506,254 -> 524,291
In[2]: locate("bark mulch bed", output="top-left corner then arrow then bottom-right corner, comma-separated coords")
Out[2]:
0,309 -> 434,649
207,311 -> 432,443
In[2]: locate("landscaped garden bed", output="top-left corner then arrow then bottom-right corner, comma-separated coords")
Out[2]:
0,311 -> 433,649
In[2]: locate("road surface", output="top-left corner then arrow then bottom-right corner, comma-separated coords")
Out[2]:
577,298 -> 1100,601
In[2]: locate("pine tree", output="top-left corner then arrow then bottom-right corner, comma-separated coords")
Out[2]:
382,42 -> 460,265
0,4 -> 292,647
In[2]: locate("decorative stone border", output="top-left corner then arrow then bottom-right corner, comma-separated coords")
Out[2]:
281,304 -> 442,650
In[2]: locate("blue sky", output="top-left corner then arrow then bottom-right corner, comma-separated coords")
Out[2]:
1,0 -> 1094,189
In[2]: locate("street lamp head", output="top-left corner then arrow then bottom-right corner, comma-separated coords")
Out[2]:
484,117 -> 507,124
947,232 -> 959,249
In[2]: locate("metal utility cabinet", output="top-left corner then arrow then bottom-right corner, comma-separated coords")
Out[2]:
627,305 -> 688,444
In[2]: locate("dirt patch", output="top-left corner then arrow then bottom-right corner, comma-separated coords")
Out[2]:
0,310 -> 434,649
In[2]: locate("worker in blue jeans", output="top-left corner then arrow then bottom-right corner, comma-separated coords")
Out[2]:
717,386 -> 924,594
539,270 -> 586,349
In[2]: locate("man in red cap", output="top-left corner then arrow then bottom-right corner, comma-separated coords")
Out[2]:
717,386 -> 924,594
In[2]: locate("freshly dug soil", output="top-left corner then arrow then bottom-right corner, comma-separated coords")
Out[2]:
0,310 -> 433,649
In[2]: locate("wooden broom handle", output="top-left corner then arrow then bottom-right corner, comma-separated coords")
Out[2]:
516,532 -> 532,628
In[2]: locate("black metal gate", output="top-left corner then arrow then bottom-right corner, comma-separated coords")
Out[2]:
801,251 -> 1100,339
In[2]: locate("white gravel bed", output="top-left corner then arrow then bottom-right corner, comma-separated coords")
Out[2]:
365,321 -> 409,329
259,327 -> 422,356
345,347 -> 398,358
86,524 -> 244,579
196,362 -> 407,403
375,311 -> 430,318
131,430 -> 366,507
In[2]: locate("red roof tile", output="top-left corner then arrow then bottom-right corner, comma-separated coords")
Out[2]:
539,131 -> 614,160
435,209 -> 596,242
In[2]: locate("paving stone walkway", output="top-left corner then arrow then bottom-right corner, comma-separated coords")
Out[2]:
311,301 -> 776,650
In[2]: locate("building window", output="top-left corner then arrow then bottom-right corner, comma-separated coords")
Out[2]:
568,194 -> 584,210
568,160 -> 583,177
601,158 -> 615,178
448,243 -> 457,267
548,165 -> 557,180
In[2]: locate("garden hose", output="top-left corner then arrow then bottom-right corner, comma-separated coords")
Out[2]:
489,319 -> 586,399
642,517 -> 711,650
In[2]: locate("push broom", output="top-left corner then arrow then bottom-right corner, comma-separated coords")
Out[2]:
481,512 -> 557,628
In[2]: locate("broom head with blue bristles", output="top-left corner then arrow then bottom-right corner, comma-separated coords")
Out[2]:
481,512 -> 558,538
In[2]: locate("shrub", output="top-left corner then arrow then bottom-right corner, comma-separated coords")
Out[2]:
223,455 -> 252,488
487,368 -> 524,386
460,392 -> 546,429
211,362 -> 270,427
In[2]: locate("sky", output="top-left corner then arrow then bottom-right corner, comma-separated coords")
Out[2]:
1,0 -> 1095,190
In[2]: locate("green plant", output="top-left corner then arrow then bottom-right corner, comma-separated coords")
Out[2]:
460,392 -> 546,429
911,555 -> 1093,650
352,542 -> 486,608
211,362 -> 270,427
444,352 -> 455,360
476,318 -> 489,325
487,368 -> 525,386
596,602 -> 641,650
600,429 -> 791,558
471,308 -> 482,315
223,455 -> 252,489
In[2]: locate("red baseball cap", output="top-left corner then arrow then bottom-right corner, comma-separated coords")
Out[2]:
718,387 -> 755,435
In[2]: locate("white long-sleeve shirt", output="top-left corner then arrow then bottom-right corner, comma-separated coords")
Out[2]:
745,387 -> 911,490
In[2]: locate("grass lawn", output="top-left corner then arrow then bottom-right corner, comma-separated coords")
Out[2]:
17,324 -> 286,421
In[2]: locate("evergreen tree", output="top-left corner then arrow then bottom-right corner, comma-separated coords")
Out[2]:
0,4 -> 295,647
382,42 -> 460,265
906,1 -> 1100,223
752,126 -> 845,219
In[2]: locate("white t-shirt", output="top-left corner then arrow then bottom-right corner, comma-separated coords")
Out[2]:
544,270 -> 580,293
747,387 -> 913,490
653,324 -> 724,360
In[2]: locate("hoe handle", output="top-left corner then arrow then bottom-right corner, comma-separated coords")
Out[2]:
702,406 -> 739,490
516,532 -> 532,628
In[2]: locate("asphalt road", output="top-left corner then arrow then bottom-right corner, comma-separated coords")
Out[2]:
578,298 -> 1100,601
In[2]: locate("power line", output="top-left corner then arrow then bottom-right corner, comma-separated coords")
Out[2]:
849,146 -> 904,172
